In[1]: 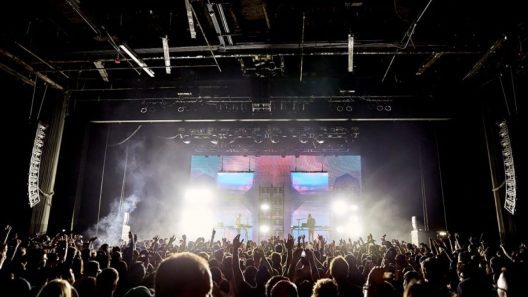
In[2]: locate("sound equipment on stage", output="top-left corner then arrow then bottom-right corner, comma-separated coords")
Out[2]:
410,216 -> 435,246
121,212 -> 130,242
215,224 -> 253,239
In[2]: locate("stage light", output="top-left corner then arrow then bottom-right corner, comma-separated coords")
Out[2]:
119,44 -> 155,77
260,225 -> 270,234
348,34 -> 354,72
253,133 -> 263,143
162,36 -> 171,74
349,204 -> 358,211
348,222 -> 362,237
180,206 -> 215,238
336,226 -> 345,234
184,188 -> 213,203
182,135 -> 191,144
437,231 -> 448,237
184,0 -> 196,39
180,187 -> 215,238
260,203 -> 270,211
218,3 -> 233,45
416,52 -> 443,76
93,60 -> 109,82
332,200 -> 348,215
299,134 -> 309,144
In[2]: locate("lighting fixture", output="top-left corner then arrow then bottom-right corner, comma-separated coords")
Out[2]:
162,36 -> 171,74
119,44 -> 155,77
93,60 -> 109,82
185,0 -> 197,39
348,34 -> 354,72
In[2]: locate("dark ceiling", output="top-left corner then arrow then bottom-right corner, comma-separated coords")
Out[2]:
0,0 -> 526,121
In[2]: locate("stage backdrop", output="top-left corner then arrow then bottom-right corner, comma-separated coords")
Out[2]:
190,155 -> 361,240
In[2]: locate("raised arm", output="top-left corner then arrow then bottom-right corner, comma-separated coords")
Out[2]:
230,234 -> 251,295
258,248 -> 278,276
2,225 -> 12,245
304,248 -> 320,281
284,234 -> 294,276
124,231 -> 135,265
286,248 -> 302,280
210,229 -> 216,249
179,234 -> 187,252
499,243 -> 514,262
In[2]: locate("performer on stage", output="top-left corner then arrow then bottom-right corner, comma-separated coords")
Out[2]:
307,213 -> 316,242
235,213 -> 242,235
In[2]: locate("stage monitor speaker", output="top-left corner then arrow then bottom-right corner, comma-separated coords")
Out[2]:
121,212 -> 130,242
410,230 -> 436,246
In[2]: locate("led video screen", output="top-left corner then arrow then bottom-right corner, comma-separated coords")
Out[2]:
190,155 -> 361,194
217,172 -> 254,191
291,172 -> 329,193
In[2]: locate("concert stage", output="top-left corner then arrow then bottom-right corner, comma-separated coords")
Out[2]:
186,155 -> 362,242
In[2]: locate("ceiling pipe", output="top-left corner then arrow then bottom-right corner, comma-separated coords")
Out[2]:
15,42 -> 70,79
0,61 -> 36,87
67,41 -> 468,56
381,0 -> 434,82
46,50 -> 478,66
0,48 -> 63,91
463,35 -> 508,80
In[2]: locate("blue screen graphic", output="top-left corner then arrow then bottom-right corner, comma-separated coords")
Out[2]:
291,172 -> 329,193
217,172 -> 255,191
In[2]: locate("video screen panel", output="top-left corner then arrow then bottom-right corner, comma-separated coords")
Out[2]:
190,155 -> 361,195
217,172 -> 254,191
291,172 -> 329,194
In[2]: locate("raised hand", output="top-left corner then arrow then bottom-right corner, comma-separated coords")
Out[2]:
292,247 -> 303,262
285,234 -> 294,250
253,248 -> 263,260
233,234 -> 244,251
304,248 -> 315,261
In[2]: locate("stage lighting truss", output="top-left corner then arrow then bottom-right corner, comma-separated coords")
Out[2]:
498,121 -> 517,214
174,126 -> 359,153
240,55 -> 285,78
28,123 -> 47,207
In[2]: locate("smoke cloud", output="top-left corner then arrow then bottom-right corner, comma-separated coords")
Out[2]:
85,194 -> 139,245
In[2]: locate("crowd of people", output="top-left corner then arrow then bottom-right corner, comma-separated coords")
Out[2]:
0,224 -> 526,297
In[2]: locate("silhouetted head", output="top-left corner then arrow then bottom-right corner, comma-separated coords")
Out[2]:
37,279 -> 73,297
311,278 -> 338,297
329,256 -> 349,282
270,280 -> 298,297
155,252 -> 212,297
